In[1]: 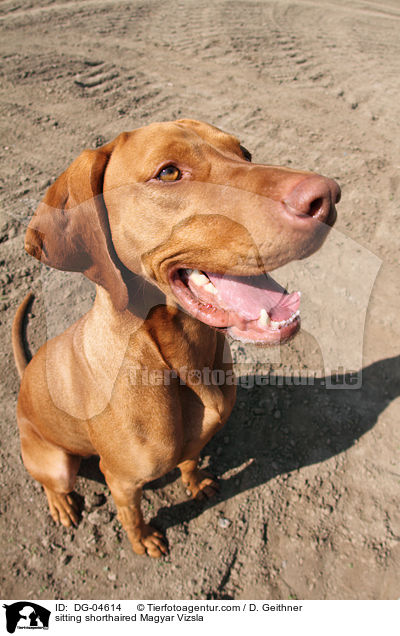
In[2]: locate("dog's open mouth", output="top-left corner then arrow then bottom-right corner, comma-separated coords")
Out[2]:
169,267 -> 301,344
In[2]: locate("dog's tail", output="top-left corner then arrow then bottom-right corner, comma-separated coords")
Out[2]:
12,292 -> 34,379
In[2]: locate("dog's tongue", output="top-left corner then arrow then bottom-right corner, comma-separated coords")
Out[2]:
206,273 -> 301,321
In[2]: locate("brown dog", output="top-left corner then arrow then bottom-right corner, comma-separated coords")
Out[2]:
12,119 -> 340,557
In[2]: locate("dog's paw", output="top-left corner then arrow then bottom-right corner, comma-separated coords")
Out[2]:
184,469 -> 219,501
129,525 -> 168,558
44,488 -> 80,527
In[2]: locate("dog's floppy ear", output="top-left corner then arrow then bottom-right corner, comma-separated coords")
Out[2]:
25,138 -> 129,311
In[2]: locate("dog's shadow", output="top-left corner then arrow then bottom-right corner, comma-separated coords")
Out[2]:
79,355 -> 400,531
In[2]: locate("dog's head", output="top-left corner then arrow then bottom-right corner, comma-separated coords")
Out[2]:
26,119 -> 340,344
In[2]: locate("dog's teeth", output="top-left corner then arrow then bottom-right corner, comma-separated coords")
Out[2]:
204,281 -> 218,295
270,310 -> 300,330
188,269 -> 209,286
259,308 -> 270,327
186,269 -> 217,294
287,309 -> 300,324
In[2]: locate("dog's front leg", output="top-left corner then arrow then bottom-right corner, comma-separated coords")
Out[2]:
177,385 -> 231,500
99,461 -> 168,558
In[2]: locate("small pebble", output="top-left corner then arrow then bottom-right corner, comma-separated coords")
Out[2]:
218,517 -> 232,529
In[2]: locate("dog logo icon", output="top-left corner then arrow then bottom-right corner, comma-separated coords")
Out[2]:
2,602 -> 50,633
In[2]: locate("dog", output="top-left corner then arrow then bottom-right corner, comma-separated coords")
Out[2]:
12,119 -> 340,557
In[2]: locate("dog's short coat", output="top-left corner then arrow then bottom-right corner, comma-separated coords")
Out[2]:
13,119 -> 340,556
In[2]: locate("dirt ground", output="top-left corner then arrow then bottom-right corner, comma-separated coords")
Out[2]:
1,0 -> 399,601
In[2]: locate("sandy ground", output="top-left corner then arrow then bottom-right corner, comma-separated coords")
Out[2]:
1,0 -> 400,600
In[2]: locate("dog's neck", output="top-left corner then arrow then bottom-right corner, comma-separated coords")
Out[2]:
93,283 -> 218,357
123,271 -> 167,320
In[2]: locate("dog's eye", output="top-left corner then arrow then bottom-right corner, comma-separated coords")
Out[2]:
156,165 -> 181,181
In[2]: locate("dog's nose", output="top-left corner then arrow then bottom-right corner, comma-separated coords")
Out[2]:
283,175 -> 341,225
